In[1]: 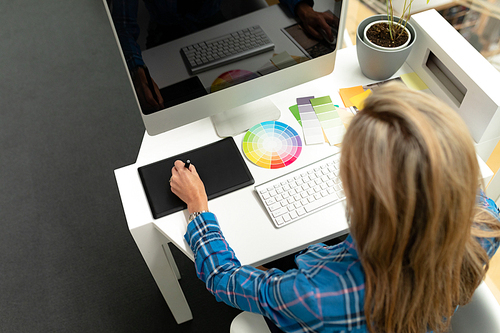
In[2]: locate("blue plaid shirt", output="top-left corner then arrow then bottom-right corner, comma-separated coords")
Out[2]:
184,192 -> 500,332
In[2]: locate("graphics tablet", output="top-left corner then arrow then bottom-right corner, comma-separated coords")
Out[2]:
138,137 -> 254,219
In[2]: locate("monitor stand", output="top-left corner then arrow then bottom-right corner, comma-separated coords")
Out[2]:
211,98 -> 281,137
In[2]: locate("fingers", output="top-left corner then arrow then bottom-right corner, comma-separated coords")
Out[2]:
307,14 -> 332,41
189,163 -> 198,175
296,4 -> 336,42
170,160 -> 199,187
144,86 -> 161,110
317,14 -> 331,31
169,160 -> 208,213
153,81 -> 165,109
323,12 -> 335,25
133,67 -> 164,111
319,13 -> 335,42
172,160 -> 199,174
174,160 -> 185,170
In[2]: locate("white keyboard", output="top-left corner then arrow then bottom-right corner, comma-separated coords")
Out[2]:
255,153 -> 346,228
180,25 -> 275,74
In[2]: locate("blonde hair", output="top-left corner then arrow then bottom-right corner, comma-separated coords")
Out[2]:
340,83 -> 500,333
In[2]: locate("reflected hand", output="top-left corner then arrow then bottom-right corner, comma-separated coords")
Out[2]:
132,66 -> 165,112
295,3 -> 336,42
170,160 -> 209,214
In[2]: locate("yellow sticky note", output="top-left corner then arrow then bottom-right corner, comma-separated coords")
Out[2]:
339,86 -> 365,107
487,140 -> 500,187
350,89 -> 372,110
400,72 -> 429,91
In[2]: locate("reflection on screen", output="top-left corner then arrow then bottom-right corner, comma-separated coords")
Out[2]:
110,0 -> 343,115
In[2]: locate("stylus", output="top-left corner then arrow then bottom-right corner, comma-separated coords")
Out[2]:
143,66 -> 159,104
185,160 -> 191,169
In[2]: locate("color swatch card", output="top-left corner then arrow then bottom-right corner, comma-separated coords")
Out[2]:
288,104 -> 301,126
243,121 -> 302,169
297,96 -> 324,145
310,96 -> 345,145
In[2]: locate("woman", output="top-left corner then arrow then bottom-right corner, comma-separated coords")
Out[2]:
170,83 -> 500,333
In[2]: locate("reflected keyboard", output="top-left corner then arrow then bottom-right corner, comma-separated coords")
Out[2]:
180,25 -> 275,74
255,153 -> 346,228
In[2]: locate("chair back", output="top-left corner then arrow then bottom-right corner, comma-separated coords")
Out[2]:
230,311 -> 271,333
450,281 -> 500,333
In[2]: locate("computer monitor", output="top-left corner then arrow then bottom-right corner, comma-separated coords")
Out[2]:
103,0 -> 348,137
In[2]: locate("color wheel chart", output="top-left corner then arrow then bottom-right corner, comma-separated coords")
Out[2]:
211,70 -> 259,93
243,121 -> 302,169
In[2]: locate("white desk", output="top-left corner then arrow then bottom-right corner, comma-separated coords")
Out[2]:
114,46 -> 494,324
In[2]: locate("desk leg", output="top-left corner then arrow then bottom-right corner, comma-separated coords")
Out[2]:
130,223 -> 193,324
162,243 -> 181,280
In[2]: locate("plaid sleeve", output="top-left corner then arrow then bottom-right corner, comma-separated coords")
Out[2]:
111,0 -> 145,72
280,0 -> 314,15
184,213 -> 326,331
476,190 -> 500,259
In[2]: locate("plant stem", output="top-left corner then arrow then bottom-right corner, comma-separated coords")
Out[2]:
386,0 -> 394,40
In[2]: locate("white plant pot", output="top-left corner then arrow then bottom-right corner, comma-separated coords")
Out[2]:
356,15 -> 417,80
363,20 -> 411,51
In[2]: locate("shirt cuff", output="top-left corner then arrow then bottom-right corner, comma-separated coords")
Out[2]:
126,55 -> 146,74
184,212 -> 221,250
285,0 -> 315,16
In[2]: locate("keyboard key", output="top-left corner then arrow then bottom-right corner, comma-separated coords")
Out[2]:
269,202 -> 281,211
304,193 -> 338,213
272,207 -> 288,217
266,198 -> 276,205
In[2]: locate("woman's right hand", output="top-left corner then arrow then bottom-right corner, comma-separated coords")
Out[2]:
170,160 -> 209,214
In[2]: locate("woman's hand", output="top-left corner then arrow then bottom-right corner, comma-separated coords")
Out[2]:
132,66 -> 164,112
170,160 -> 208,213
295,3 -> 335,42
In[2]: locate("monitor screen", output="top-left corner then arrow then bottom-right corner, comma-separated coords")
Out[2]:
104,0 -> 348,136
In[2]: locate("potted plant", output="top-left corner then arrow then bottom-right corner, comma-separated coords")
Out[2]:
356,0 -> 424,80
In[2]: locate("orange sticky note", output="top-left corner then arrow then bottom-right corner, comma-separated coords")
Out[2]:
487,139 -> 500,187
350,89 -> 372,110
339,86 -> 365,107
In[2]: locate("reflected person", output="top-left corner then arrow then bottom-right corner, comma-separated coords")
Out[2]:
111,0 -> 336,113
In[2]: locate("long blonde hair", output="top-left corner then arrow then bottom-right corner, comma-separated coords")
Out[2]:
340,83 -> 500,333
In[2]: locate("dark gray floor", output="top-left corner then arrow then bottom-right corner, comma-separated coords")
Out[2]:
0,1 -> 240,331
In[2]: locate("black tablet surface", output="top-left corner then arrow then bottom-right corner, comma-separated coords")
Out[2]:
138,137 -> 254,219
